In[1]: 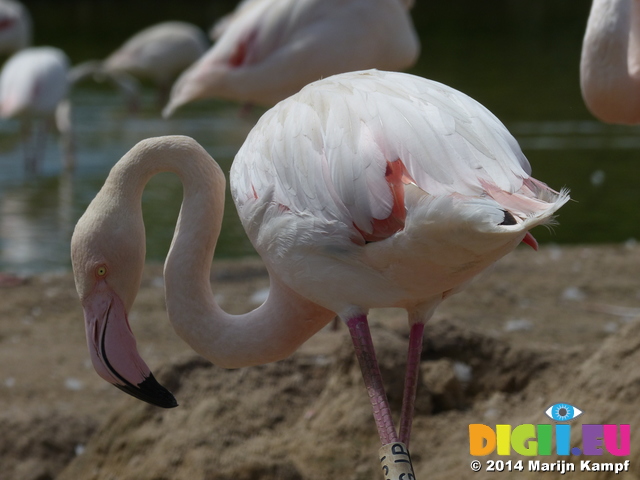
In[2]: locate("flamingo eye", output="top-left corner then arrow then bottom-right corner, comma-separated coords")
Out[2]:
96,266 -> 107,277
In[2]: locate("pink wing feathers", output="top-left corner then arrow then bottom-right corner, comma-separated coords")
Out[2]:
163,0 -> 420,115
232,70 -> 568,250
229,69 -> 569,317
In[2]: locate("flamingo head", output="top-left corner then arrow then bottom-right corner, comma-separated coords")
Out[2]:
162,58 -> 227,118
71,185 -> 178,408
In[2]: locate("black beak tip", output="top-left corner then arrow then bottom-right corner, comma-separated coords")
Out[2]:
113,372 -> 178,409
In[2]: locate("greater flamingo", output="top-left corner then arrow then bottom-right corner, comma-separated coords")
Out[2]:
0,46 -> 71,173
71,70 -> 568,474
162,0 -> 420,116
580,0 -> 640,123
208,0 -> 416,41
70,21 -> 208,109
209,0 -> 261,41
0,0 -> 31,56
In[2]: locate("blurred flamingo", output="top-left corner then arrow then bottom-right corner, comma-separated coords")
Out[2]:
209,0 -> 415,42
71,70 -> 568,466
70,21 -> 208,110
209,0 -> 260,41
0,0 -> 31,56
163,0 -> 420,116
0,46 -> 71,173
68,59 -> 141,114
210,0 -> 416,42
580,0 -> 640,124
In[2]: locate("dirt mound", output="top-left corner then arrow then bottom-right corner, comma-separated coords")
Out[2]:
520,320 -> 640,480
0,245 -> 638,479
0,412 -> 96,480
53,317 -> 568,480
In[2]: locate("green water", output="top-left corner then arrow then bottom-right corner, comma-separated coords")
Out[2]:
0,0 -> 638,273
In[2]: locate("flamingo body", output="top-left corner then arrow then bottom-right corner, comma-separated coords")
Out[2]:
211,0 -> 415,41
580,0 -> 640,123
163,0 -> 420,115
0,0 -> 31,55
0,46 -> 71,172
232,70 -> 569,316
209,0 -> 261,41
0,46 -> 69,119
103,21 -> 208,89
69,21 -> 208,112
71,70 -> 568,457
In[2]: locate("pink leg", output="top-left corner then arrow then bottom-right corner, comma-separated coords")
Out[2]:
399,322 -> 425,448
346,314 -> 398,446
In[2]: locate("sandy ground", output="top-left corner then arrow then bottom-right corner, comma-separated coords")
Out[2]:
1,244 -> 639,479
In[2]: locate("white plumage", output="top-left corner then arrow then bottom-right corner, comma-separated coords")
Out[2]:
102,21 -> 208,90
0,0 -> 31,55
70,21 -> 208,110
232,70 -> 568,313
163,0 -> 420,115
71,70 -> 568,459
0,46 -> 70,172
0,46 -> 68,118
580,0 -> 640,124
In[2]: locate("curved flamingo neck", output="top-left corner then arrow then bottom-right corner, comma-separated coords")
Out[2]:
114,136 -> 334,369
581,0 -> 640,123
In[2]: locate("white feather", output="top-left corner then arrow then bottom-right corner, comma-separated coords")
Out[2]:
232,70 -> 569,313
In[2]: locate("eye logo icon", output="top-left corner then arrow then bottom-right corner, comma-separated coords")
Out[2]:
545,403 -> 583,422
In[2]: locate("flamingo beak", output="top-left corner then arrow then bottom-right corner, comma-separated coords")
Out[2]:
82,280 -> 178,408
521,232 -> 539,251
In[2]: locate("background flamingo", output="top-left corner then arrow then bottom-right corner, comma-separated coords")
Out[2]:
162,0 -> 420,116
71,21 -> 208,110
209,0 -> 261,41
208,0 -> 417,41
71,70 -> 568,473
580,0 -> 640,124
210,0 -> 416,41
0,0 -> 31,56
0,46 -> 71,173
